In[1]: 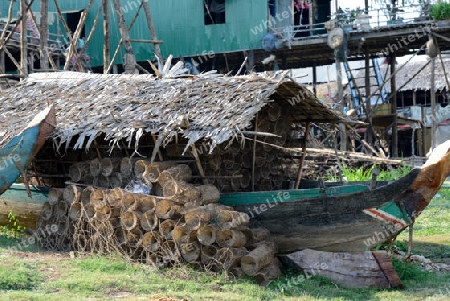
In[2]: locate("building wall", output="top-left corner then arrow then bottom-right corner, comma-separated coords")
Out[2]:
1,0 -> 267,68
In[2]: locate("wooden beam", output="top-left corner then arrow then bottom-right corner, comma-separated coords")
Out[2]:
294,122 -> 310,189
390,52 -> 398,157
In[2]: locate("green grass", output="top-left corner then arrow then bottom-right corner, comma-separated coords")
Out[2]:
0,188 -> 449,300
327,163 -> 412,182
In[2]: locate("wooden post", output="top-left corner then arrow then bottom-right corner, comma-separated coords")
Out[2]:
335,56 -> 347,151
312,64 -> 317,95
390,53 -> 398,157
365,47 -> 372,145
421,106 -> 426,156
294,122 -> 310,189
252,113 -> 258,192
431,56 -> 437,149
142,0 -> 163,64
103,0 -> 110,73
112,0 -> 136,74
20,0 -> 28,75
39,0 -> 49,70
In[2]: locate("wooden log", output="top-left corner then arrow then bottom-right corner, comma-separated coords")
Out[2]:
106,187 -> 123,208
160,239 -> 179,262
254,258 -> 282,286
158,164 -> 192,187
229,266 -> 245,278
114,227 -> 127,245
90,158 -> 102,177
173,224 -> 196,244
163,180 -> 201,202
48,188 -> 64,206
54,201 -> 69,219
120,157 -> 137,178
94,204 -> 111,222
56,216 -> 70,236
155,199 -> 181,219
80,186 -> 94,206
197,184 -> 220,205
159,219 -> 175,240
110,172 -> 122,188
142,231 -> 160,252
69,162 -> 91,182
68,202 -> 82,220
216,210 -> 249,229
89,189 -> 106,209
278,249 -> 401,289
122,193 -> 136,211
134,160 -> 149,181
101,157 -> 121,177
146,161 -> 178,182
127,227 -> 142,247
196,224 -> 219,246
139,210 -> 158,231
120,211 -> 141,230
201,245 -> 217,265
96,221 -> 114,238
82,203 -> 95,222
241,241 -> 277,276
98,174 -> 110,188
63,185 -> 83,205
216,229 -> 247,248
135,194 -> 156,213
184,206 -> 215,230
216,247 -> 249,271
180,241 -> 201,263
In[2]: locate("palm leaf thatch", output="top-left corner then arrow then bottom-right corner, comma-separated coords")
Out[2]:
0,71 -> 341,155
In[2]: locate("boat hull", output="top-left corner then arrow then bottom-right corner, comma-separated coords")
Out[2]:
0,184 -> 50,228
0,106 -> 55,195
221,169 -> 421,253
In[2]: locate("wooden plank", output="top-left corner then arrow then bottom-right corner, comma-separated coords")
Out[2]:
372,251 -> 403,288
279,249 -> 392,288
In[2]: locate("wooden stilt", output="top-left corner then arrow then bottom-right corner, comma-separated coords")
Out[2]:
39,0 -> 49,70
191,145 -> 209,185
252,113 -> 258,192
112,0 -> 136,74
390,52 -> 398,157
430,56 -> 437,149
142,0 -> 163,65
294,122 -> 310,189
103,0 -> 110,73
407,222 -> 414,257
20,0 -> 28,75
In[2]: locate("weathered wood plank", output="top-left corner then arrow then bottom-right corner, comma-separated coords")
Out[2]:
279,249 -> 401,288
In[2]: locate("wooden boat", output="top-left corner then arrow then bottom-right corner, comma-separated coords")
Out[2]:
220,140 -> 450,254
0,106 -> 55,195
0,183 -> 50,228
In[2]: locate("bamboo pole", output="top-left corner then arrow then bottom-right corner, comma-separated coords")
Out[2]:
252,113 -> 258,191
102,0 -> 110,73
390,52 -> 398,157
75,4 -> 103,67
112,0 -> 136,74
63,0 -> 95,71
294,122 -> 310,189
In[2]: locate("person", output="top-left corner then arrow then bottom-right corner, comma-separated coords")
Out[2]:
294,0 -> 309,37
208,0 -> 225,24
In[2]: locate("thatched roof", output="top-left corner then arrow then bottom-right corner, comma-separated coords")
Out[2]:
0,71 -> 341,154
344,58 -> 450,97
